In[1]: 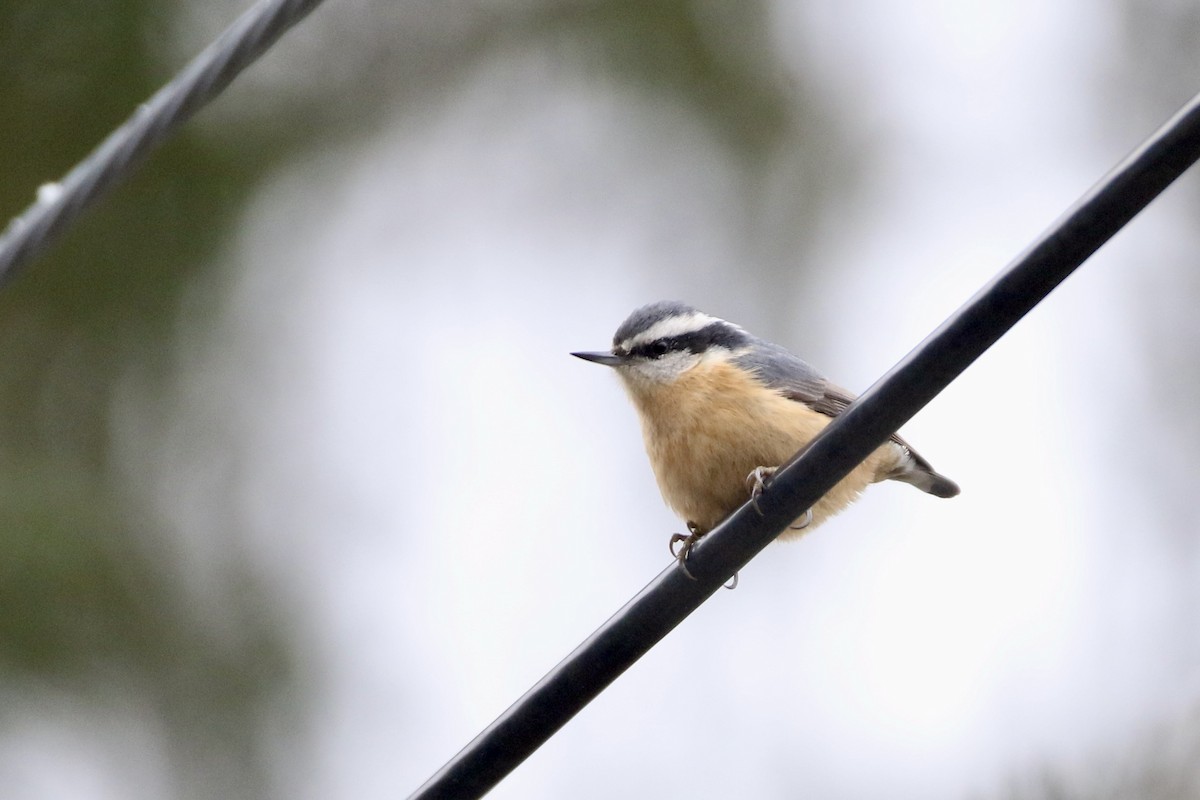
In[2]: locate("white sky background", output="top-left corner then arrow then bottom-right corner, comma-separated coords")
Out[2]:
111,1 -> 1200,798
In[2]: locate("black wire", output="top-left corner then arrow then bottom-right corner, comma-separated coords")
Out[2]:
0,0 -> 328,287
408,89 -> 1200,800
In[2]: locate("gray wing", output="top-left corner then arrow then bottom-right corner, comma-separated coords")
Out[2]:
733,341 -> 830,406
734,342 -> 954,488
733,341 -> 852,416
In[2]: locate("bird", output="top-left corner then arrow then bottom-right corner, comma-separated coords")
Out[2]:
572,301 -> 958,568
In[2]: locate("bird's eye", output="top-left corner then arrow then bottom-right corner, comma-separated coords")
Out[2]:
647,341 -> 669,358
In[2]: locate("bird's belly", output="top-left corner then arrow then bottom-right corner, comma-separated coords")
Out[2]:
640,393 -> 896,536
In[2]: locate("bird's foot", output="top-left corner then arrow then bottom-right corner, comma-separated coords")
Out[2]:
745,465 -> 778,514
668,522 -> 739,589
668,521 -> 705,580
747,466 -> 813,532
789,507 -> 814,531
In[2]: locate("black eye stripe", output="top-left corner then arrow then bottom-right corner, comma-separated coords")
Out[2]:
625,322 -> 750,359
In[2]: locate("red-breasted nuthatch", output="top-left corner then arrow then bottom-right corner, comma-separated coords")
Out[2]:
573,301 -> 959,560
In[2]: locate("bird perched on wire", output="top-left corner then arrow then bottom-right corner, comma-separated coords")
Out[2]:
572,301 -> 959,569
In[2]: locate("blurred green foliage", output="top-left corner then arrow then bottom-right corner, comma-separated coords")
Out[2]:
1,0 -> 1196,797
0,0 -> 293,795
0,0 -> 829,795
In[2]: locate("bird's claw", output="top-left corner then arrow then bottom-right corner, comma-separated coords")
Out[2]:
669,522 -> 704,580
745,465 -> 778,515
789,507 -> 814,530
668,535 -> 698,580
746,466 -> 813,532
668,523 -> 738,589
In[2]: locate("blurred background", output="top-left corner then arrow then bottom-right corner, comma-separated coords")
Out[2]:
1,0 -> 1198,797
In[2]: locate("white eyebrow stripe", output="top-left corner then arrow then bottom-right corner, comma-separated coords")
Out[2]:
625,312 -> 724,348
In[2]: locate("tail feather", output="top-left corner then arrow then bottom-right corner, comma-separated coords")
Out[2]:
886,442 -> 960,498
895,466 -> 960,498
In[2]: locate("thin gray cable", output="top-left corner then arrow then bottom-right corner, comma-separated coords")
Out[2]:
0,0 -> 328,287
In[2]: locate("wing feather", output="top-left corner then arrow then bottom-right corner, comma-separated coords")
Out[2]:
734,343 -> 944,477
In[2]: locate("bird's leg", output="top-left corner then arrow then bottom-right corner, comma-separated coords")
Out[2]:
668,521 -> 705,580
745,465 -> 778,514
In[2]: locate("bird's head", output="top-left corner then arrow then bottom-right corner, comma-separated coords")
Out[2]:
572,301 -> 752,389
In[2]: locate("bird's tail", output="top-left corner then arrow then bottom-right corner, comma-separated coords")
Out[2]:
885,443 -> 960,498
894,464 -> 960,498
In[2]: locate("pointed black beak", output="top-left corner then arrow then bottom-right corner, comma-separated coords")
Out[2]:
571,350 -> 624,367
